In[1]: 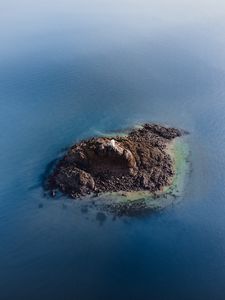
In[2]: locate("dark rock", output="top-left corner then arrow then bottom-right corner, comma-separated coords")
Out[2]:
96,212 -> 107,225
51,190 -> 56,197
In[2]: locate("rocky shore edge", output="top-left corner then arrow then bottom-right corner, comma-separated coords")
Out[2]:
46,123 -> 187,213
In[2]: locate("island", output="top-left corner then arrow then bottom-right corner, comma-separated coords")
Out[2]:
47,124 -> 187,208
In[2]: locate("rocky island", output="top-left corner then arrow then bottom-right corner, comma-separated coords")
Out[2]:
47,124 -> 186,205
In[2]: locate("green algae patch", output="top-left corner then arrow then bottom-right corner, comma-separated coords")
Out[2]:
164,137 -> 190,197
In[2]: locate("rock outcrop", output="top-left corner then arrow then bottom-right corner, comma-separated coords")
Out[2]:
47,123 -> 183,198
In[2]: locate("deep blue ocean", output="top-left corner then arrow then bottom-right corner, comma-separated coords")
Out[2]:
1,1 -> 225,299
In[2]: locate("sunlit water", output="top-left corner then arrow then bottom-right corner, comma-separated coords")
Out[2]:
1,1 -> 225,299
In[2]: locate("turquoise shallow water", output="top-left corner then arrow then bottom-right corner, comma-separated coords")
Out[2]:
1,1 -> 225,299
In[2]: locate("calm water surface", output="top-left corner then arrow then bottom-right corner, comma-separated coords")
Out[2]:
1,1 -> 225,299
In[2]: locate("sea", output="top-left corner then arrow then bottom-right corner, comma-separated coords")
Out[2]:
1,1 -> 225,299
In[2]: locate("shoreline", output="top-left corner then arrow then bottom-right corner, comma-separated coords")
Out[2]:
46,123 -> 189,215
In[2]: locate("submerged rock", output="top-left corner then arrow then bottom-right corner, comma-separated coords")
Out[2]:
47,123 -> 184,198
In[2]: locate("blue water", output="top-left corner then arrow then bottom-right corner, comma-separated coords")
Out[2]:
1,1 -> 225,299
